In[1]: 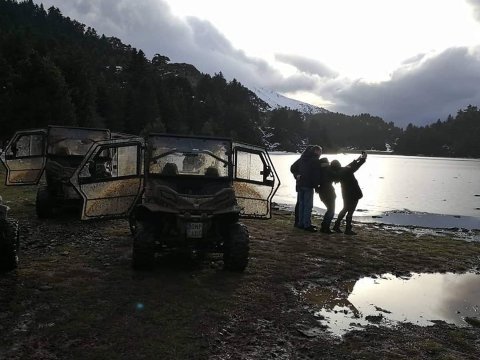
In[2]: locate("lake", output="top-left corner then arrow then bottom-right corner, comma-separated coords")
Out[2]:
270,153 -> 480,230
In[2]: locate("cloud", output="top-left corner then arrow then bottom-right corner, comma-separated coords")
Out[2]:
438,274 -> 480,321
401,53 -> 427,65
34,0 -> 284,89
275,54 -> 338,78
272,74 -> 320,93
324,47 -> 480,127
466,0 -> 480,22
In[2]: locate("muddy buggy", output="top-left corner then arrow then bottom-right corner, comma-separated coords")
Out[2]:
0,196 -> 19,272
0,126 -> 114,218
69,134 -> 279,271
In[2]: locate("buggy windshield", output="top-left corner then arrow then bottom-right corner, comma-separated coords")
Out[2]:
148,136 -> 231,178
47,127 -> 110,156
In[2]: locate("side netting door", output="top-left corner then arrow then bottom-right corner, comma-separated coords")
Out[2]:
232,143 -> 280,219
0,129 -> 47,185
70,138 -> 144,220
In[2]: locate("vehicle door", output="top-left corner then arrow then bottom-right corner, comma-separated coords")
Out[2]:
232,143 -> 280,219
0,129 -> 47,185
70,138 -> 144,220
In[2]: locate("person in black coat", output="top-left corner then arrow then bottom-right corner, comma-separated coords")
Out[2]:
290,145 -> 322,232
291,145 -> 313,228
316,157 -> 337,234
331,151 -> 367,235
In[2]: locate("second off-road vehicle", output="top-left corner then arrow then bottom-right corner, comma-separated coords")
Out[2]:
70,134 -> 279,271
0,126 -> 114,218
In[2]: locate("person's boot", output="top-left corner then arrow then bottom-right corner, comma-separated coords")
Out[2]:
344,223 -> 356,235
303,225 -> 318,232
332,220 -> 342,233
320,226 -> 333,234
320,221 -> 333,234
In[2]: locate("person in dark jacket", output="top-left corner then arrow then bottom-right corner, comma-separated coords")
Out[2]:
331,151 -> 367,235
316,158 -> 337,234
290,145 -> 322,232
291,145 -> 313,228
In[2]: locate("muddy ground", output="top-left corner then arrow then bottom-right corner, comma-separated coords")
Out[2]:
1,189 -> 480,359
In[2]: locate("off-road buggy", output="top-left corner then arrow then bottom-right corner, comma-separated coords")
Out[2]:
69,134 -> 279,271
0,126 -> 114,218
0,195 -> 19,272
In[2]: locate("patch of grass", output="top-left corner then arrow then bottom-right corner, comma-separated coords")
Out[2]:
420,339 -> 444,355
101,225 -> 131,237
446,328 -> 476,353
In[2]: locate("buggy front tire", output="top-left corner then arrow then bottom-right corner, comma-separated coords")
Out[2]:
36,186 -> 54,219
132,222 -> 156,270
0,219 -> 20,272
223,223 -> 250,272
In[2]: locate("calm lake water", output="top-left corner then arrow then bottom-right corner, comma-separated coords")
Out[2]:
270,153 -> 480,229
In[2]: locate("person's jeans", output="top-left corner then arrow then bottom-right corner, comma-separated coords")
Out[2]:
320,192 -> 335,228
321,198 -> 335,227
298,187 -> 314,228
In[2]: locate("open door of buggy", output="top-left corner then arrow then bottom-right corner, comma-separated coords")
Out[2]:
232,143 -> 280,219
0,129 -> 47,185
70,138 -> 144,220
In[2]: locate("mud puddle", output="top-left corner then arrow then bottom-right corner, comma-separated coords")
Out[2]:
304,272 -> 480,336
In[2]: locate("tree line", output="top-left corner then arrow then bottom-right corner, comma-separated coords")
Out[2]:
265,109 -> 402,153
395,105 -> 480,158
0,0 -> 265,145
0,0 -> 479,158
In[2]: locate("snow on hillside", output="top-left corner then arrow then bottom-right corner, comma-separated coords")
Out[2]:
251,87 -> 329,115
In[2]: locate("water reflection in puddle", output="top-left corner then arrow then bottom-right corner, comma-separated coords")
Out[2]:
305,272 -> 480,336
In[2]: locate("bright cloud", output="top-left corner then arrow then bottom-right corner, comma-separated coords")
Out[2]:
326,47 -> 480,127
274,54 -> 338,79
467,0 -> 480,21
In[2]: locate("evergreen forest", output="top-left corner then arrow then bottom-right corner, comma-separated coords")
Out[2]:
1,0 -> 479,158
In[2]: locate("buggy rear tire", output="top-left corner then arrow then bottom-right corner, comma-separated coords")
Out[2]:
132,222 -> 156,270
223,223 -> 249,272
36,186 -> 54,219
0,219 -> 20,272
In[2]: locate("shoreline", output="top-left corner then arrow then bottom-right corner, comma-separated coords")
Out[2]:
273,202 -> 480,240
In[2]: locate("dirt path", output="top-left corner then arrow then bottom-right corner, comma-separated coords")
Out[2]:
1,208 -> 480,359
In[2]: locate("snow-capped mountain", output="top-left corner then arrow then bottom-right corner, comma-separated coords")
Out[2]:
251,87 -> 329,114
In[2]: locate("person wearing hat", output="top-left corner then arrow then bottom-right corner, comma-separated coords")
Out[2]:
331,151 -> 367,235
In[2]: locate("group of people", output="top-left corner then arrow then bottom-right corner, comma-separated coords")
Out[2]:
290,145 -> 367,235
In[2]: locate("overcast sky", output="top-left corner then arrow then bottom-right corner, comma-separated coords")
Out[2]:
34,0 -> 480,127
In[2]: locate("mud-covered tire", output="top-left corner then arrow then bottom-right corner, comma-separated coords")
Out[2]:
0,219 -> 20,272
223,223 -> 249,272
36,186 -> 54,219
132,222 -> 156,270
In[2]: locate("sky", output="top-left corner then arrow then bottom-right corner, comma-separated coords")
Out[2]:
33,0 -> 480,127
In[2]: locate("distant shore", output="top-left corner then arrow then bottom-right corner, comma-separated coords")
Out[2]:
270,149 -> 480,159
